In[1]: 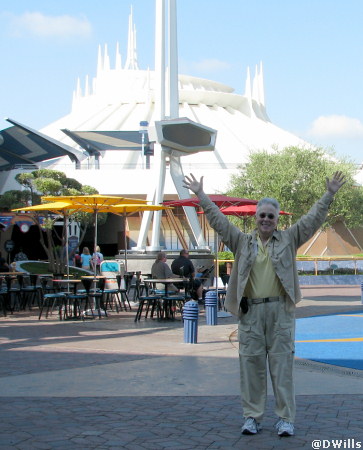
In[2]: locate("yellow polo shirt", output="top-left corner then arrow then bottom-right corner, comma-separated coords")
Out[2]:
243,236 -> 284,298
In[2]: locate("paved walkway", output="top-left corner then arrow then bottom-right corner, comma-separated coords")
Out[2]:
0,285 -> 363,449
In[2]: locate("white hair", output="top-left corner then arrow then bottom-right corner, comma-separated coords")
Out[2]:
256,197 -> 280,214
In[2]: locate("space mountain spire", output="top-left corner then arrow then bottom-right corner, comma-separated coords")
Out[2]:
72,6 -> 138,103
124,6 -> 139,70
244,61 -> 269,120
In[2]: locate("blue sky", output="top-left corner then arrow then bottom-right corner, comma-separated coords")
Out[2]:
0,0 -> 362,163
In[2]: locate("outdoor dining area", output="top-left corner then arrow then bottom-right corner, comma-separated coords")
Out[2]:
0,269 -> 129,321
0,192 -> 246,323
0,266 -> 223,323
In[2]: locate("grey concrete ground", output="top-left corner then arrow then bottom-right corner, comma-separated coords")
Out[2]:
0,285 -> 363,449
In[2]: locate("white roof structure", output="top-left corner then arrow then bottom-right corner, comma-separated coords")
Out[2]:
39,9 -> 307,197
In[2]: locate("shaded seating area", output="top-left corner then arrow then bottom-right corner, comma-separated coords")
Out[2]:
3,275 -> 22,312
80,277 -> 108,319
123,271 -> 135,296
40,276 -> 109,321
0,264 -> 201,323
135,276 -> 191,321
18,274 -> 41,310
132,271 -> 146,301
100,261 -> 131,312
38,277 -> 67,320
160,292 -> 188,320
134,282 -> 163,321
1,274 -> 51,314
37,275 -> 104,320
62,279 -> 90,320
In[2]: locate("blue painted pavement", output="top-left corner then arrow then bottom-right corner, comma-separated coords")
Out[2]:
295,311 -> 363,370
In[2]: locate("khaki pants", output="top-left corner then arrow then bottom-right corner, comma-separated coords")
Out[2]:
238,297 -> 296,422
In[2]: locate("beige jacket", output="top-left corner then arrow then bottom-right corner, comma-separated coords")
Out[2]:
198,191 -> 334,317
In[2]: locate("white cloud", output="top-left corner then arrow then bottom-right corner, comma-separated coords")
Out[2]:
179,57 -> 231,76
308,115 -> 363,139
8,12 -> 92,39
194,59 -> 231,72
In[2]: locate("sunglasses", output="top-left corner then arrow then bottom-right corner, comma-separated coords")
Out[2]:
258,212 -> 275,220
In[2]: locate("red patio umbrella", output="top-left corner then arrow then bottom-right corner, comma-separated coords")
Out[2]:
163,194 -> 257,208
219,204 -> 292,216
163,194 -> 258,251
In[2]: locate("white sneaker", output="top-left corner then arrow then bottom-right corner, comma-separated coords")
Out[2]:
241,417 -> 262,435
275,419 -> 294,436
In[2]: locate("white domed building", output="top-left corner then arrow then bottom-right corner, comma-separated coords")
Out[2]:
33,7 -> 308,252
40,43 -> 305,197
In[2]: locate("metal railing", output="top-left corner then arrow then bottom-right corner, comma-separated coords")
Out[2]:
49,162 -> 241,171
217,257 -> 363,275
295,256 -> 363,275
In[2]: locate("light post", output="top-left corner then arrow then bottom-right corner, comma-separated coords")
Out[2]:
139,121 -> 149,169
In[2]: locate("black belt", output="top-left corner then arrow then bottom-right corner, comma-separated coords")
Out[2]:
250,296 -> 280,304
240,296 -> 281,314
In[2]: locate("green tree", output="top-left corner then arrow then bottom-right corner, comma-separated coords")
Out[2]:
0,190 -> 32,210
1,169 -> 106,273
15,170 -> 84,201
14,173 -> 38,205
227,146 -> 363,230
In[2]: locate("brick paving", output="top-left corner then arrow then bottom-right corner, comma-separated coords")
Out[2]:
1,395 -> 363,449
1,286 -> 363,449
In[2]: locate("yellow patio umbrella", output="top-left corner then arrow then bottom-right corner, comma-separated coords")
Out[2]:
13,198 -> 171,274
13,201 -> 82,213
42,195 -> 149,274
41,194 -> 148,207
12,201 -> 88,284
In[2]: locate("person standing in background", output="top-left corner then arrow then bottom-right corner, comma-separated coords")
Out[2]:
81,247 -> 92,271
73,251 -> 82,268
92,245 -> 104,274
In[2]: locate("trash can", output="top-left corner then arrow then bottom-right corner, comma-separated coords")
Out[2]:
183,300 -> 199,343
205,290 -> 218,325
